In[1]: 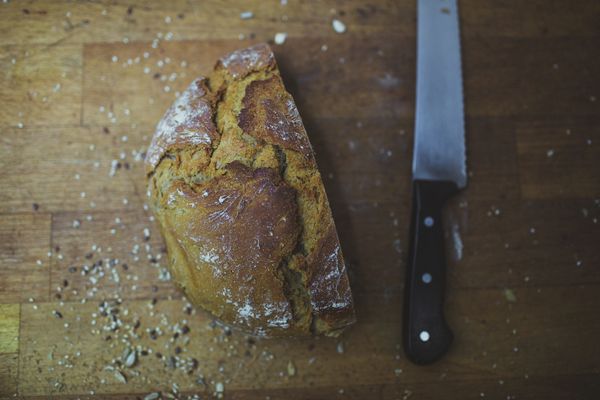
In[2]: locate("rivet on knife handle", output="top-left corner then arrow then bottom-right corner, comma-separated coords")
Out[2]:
403,180 -> 456,364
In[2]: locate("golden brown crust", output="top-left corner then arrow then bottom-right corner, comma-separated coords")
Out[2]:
146,44 -> 355,337
239,76 -> 314,159
159,162 -> 300,335
215,43 -> 276,79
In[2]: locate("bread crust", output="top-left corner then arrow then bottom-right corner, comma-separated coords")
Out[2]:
146,44 -> 355,337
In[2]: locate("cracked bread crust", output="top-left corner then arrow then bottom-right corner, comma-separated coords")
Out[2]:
146,43 -> 355,337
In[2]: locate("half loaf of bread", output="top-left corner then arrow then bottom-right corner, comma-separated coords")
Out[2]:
146,44 -> 355,337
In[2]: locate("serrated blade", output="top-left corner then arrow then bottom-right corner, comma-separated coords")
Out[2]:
413,0 -> 466,189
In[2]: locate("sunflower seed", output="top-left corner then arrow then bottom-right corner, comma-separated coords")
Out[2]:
114,370 -> 127,384
125,349 -> 137,367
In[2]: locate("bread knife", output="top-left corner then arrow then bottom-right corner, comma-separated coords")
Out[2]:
404,0 -> 467,365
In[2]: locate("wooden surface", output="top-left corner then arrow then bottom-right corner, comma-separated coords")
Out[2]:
1,0 -> 599,398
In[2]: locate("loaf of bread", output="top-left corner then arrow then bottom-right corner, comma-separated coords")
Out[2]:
145,44 -> 355,337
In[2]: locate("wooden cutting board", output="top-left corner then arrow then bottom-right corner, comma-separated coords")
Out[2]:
1,0 -> 599,398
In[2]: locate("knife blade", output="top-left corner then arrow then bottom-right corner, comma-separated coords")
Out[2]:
404,0 -> 467,365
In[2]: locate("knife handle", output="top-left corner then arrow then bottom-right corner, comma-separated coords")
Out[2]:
404,180 -> 457,364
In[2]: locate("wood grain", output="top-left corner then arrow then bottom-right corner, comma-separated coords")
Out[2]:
0,44 -> 82,128
0,352 -> 19,396
0,304 -> 19,353
517,118 -> 600,199
0,1 -> 406,46
15,285 -> 600,396
0,213 -> 51,303
0,126 -> 149,213
1,0 -> 600,398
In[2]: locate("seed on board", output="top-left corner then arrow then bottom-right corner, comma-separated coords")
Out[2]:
166,355 -> 176,369
114,370 -> 127,384
287,360 -> 296,376
332,19 -> 346,33
274,32 -> 287,45
144,393 -> 160,400
504,288 -> 517,303
124,349 -> 137,367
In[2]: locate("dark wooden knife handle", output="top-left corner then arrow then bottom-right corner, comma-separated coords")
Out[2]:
404,179 -> 458,364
